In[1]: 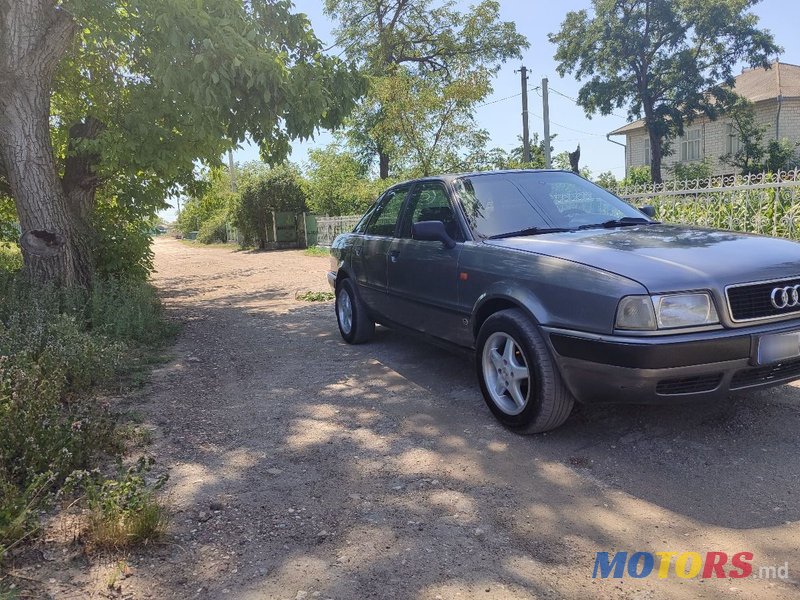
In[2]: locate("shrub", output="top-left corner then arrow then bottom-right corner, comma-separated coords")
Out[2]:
671,159 -> 712,182
232,164 -> 306,248
75,457 -> 168,549
197,210 -> 229,244
0,273 -> 174,559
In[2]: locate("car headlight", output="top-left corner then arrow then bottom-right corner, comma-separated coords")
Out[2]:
616,293 -> 719,330
653,293 -> 719,328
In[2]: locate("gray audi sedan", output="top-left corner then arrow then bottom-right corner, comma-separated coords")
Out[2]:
327,170 -> 800,433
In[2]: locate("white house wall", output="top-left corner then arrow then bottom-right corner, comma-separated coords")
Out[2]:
624,98 -> 800,176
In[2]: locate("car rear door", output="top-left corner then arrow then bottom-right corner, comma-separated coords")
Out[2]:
385,180 -> 471,346
356,185 -> 411,319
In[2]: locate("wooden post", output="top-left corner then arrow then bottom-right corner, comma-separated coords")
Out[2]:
302,212 -> 309,248
272,211 -> 278,246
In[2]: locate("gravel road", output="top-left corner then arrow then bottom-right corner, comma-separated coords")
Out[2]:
66,238 -> 800,598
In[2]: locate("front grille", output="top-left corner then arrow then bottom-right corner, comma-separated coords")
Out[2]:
730,358 -> 800,389
727,278 -> 800,321
656,374 -> 723,395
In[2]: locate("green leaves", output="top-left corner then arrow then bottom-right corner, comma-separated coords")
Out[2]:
550,0 -> 781,182
325,0 -> 527,177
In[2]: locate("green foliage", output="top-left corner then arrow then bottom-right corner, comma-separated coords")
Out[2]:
550,0 -> 780,182
0,243 -> 22,273
296,291 -> 335,302
0,273 -> 174,556
594,171 -> 619,190
764,139 -> 800,173
671,159 -> 712,182
232,165 -> 306,248
177,168 -> 238,236
197,211 -> 229,244
721,96 -> 769,174
622,166 -> 652,187
644,183 -> 800,240
73,457 -> 168,549
304,146 -> 388,215
92,177 -> 164,280
303,246 -> 331,257
0,196 -> 17,243
326,0 -> 527,176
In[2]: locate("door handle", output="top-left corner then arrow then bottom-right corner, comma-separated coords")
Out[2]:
389,250 -> 400,263
354,246 -> 363,256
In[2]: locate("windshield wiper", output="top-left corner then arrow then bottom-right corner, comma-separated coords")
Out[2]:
577,216 -> 657,230
488,226 -> 573,240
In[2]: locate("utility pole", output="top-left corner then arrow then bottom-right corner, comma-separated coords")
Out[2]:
228,148 -> 237,192
542,77 -> 552,168
519,66 -> 531,164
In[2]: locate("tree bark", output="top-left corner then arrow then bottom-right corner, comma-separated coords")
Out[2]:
0,1 -> 87,286
378,150 -> 390,180
647,128 -> 663,184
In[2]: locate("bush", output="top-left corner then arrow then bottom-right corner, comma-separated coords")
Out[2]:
74,457 -> 168,549
671,159 -> 712,182
0,274 -> 174,558
232,164 -> 306,248
197,210 -> 228,244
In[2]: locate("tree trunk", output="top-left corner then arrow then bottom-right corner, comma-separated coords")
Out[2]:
648,130 -> 663,184
0,1 -> 87,286
378,150 -> 390,180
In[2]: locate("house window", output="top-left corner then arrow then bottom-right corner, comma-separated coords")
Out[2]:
680,127 -> 702,161
726,123 -> 741,155
643,137 -> 651,166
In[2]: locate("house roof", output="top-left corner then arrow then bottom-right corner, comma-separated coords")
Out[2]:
608,61 -> 800,136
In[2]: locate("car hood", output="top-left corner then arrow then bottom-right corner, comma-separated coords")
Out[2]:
486,224 -> 800,293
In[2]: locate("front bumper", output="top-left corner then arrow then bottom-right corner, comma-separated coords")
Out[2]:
544,322 -> 800,404
327,271 -> 337,290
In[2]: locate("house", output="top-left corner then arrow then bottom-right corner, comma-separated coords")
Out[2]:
608,61 -> 800,177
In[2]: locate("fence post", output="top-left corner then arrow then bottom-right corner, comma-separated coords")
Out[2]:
302,212 -> 309,248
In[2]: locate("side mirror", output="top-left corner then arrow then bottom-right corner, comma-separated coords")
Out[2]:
412,220 -> 456,249
639,205 -> 656,218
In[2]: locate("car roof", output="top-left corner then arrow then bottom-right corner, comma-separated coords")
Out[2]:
389,169 -> 576,188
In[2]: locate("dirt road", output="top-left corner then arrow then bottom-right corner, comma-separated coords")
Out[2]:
84,238 -> 800,598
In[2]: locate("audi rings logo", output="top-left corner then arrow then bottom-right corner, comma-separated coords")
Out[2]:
770,285 -> 800,309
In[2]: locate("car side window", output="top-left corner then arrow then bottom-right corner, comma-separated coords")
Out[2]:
365,187 -> 408,237
400,182 -> 463,241
353,197 -> 381,234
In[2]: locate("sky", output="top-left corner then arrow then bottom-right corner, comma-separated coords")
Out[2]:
161,0 -> 800,221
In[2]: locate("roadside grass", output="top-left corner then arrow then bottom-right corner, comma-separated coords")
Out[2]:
0,255 -> 176,561
303,246 -> 330,257
179,239 -> 243,250
296,290 -> 335,302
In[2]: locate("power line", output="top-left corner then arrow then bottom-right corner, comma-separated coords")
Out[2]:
546,85 -> 629,121
477,86 -> 540,108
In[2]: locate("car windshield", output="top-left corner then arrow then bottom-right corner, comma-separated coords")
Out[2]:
453,171 -> 649,239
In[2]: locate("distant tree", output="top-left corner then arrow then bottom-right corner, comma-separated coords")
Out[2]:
550,0 -> 780,183
304,145 -> 391,216
594,171 -> 619,190
326,0 -> 527,178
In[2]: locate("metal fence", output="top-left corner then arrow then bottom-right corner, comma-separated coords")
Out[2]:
314,215 -> 361,246
613,169 -> 800,240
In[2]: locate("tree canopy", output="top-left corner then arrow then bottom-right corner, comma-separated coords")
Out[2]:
0,0 -> 365,285
324,0 -> 527,178
549,0 -> 780,183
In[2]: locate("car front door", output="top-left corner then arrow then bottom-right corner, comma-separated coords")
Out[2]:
356,185 -> 410,320
385,180 -> 470,345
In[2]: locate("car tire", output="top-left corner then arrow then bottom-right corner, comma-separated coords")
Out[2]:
476,309 -> 574,433
336,278 -> 375,344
